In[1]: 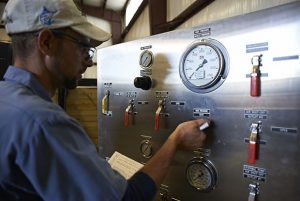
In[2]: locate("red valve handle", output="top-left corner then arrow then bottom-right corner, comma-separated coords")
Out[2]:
250,73 -> 260,97
247,142 -> 256,164
124,112 -> 129,128
155,114 -> 159,131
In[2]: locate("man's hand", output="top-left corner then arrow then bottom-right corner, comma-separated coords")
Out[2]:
169,119 -> 209,150
140,119 -> 209,186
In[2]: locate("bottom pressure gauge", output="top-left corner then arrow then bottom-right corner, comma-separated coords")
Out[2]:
186,157 -> 218,191
140,139 -> 153,158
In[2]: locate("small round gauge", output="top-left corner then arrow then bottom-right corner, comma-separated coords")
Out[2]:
186,157 -> 218,191
179,39 -> 229,93
140,140 -> 153,158
139,50 -> 153,68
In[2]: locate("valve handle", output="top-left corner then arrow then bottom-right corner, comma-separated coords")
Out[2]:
124,111 -> 129,128
247,142 -> 256,164
124,101 -> 133,128
250,55 -> 262,97
250,73 -> 260,97
247,123 -> 259,164
155,108 -> 162,131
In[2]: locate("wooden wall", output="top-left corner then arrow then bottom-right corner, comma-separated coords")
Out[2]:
53,88 -> 99,149
65,88 -> 98,147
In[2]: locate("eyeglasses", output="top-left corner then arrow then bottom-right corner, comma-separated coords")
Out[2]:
51,30 -> 96,59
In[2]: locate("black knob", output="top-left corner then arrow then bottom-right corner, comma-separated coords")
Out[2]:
134,76 -> 152,90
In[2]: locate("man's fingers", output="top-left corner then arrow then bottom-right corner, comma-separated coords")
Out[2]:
195,119 -> 211,131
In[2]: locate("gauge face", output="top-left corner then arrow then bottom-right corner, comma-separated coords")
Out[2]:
179,39 -> 229,93
186,157 -> 218,191
183,44 -> 221,86
139,50 -> 153,68
140,140 -> 153,158
187,163 -> 212,190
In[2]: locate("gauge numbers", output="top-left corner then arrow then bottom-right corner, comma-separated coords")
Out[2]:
179,39 -> 229,93
186,157 -> 218,192
184,45 -> 220,86
187,162 -> 212,190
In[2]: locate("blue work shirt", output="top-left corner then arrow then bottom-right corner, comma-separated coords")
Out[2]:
0,66 -> 156,201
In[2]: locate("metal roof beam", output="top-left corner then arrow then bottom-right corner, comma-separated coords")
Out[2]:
149,0 -> 167,35
152,0 -> 214,34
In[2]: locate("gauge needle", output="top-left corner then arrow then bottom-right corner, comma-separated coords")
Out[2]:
143,56 -> 149,64
193,172 -> 204,180
189,59 -> 208,79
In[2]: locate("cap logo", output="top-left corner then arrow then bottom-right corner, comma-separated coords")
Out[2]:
2,10 -> 13,24
39,7 -> 56,25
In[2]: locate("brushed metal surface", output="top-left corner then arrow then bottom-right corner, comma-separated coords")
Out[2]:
97,2 -> 300,201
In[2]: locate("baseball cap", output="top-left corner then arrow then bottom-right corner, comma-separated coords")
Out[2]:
1,0 -> 111,46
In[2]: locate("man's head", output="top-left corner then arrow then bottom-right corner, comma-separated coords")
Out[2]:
1,0 -> 111,91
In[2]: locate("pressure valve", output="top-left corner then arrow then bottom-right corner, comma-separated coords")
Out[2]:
124,99 -> 135,127
247,121 -> 262,164
155,99 -> 166,131
250,54 -> 262,97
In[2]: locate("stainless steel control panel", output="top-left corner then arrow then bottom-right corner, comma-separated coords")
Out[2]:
97,2 -> 300,201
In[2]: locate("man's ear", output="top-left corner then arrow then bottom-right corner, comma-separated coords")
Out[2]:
36,29 -> 56,56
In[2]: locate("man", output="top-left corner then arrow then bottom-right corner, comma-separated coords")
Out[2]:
0,0 -> 208,200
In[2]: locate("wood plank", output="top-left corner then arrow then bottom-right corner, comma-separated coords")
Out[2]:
65,88 -> 99,147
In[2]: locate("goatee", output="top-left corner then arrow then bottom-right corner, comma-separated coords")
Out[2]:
64,78 -> 78,89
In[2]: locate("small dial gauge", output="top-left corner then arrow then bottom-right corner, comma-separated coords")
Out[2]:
139,50 -> 153,68
179,39 -> 229,93
186,157 -> 218,191
140,140 -> 153,158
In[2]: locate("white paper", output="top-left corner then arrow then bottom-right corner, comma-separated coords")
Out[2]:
108,151 -> 144,179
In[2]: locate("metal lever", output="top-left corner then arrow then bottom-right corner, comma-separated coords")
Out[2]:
160,191 -> 168,201
101,90 -> 110,115
248,183 -> 259,201
159,184 -> 169,201
124,99 -> 134,127
155,99 -> 165,131
247,122 -> 261,164
250,54 -> 262,97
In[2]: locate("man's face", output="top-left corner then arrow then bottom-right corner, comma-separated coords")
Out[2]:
51,29 -> 94,89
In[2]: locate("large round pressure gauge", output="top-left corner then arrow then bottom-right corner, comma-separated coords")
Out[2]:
186,157 -> 218,191
179,39 -> 229,93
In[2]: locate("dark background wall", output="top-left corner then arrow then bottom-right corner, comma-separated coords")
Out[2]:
0,42 -> 12,80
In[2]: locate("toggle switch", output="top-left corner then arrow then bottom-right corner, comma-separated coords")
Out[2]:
124,99 -> 135,127
248,182 -> 259,201
159,184 -> 169,201
250,54 -> 262,97
155,99 -> 165,131
101,90 -> 111,116
247,122 -> 261,164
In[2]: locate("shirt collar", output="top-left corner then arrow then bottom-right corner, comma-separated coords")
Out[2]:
4,66 -> 52,102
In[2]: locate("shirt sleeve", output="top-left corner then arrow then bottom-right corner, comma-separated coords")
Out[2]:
16,113 -> 127,201
122,171 -> 157,201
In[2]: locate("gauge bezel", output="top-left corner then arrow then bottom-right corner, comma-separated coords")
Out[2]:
139,50 -> 154,68
179,39 -> 229,93
186,157 -> 218,192
140,139 -> 153,158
